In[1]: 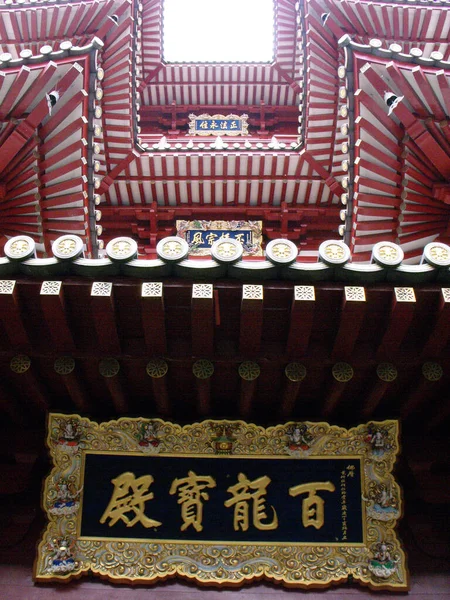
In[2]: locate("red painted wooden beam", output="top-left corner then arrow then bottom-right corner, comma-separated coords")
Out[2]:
239,285 -> 264,356
0,282 -> 31,351
103,373 -> 128,414
196,378 -> 211,416
98,150 -> 140,195
90,283 -> 121,355
39,282 -> 76,353
286,286 -> 316,357
376,288 -> 416,360
59,368 -> 90,413
239,378 -> 258,418
359,377 -> 391,420
191,284 -> 214,357
391,100 -> 450,180
141,282 -> 167,356
150,376 -> 171,417
421,289 -> 450,357
331,287 -> 367,360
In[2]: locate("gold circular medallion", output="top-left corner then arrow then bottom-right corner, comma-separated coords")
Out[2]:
192,359 -> 214,379
54,357 -> 76,375
10,354 -> 31,374
376,363 -> 397,382
285,363 -> 307,382
332,362 -> 353,383
422,361 -> 443,382
238,361 -> 260,381
99,358 -> 120,378
146,358 -> 168,378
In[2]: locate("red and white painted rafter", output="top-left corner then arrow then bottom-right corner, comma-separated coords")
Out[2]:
351,49 -> 450,263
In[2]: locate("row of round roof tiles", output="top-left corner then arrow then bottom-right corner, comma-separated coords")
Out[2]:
2,234 -> 450,284
1,0 -> 449,6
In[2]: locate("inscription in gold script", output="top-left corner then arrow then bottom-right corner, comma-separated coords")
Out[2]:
224,473 -> 278,531
100,472 -> 162,528
169,471 -> 216,532
289,481 -> 336,529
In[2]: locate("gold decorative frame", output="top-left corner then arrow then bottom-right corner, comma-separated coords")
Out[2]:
34,415 -> 408,591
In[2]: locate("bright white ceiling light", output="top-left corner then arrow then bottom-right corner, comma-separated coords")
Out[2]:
163,0 -> 274,63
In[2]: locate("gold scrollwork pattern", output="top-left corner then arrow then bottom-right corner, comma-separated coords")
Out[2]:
35,415 -> 408,591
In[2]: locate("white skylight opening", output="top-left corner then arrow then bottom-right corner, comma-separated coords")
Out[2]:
163,0 -> 275,63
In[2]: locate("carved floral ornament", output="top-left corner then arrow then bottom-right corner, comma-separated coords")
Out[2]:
35,415 -> 408,591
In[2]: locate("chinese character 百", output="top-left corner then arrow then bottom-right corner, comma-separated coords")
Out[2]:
224,473 -> 278,531
289,481 -> 336,530
100,472 -> 162,528
169,471 -> 216,532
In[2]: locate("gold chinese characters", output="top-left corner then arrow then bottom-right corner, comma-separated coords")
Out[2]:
100,471 -> 336,532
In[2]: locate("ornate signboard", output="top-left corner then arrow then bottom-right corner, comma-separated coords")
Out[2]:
176,220 -> 263,256
35,416 -> 408,591
188,113 -> 249,136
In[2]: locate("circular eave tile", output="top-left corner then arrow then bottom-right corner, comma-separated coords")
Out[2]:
156,236 -> 189,262
52,235 -> 84,261
265,239 -> 298,265
106,237 -> 138,262
318,240 -> 351,266
4,235 -> 36,261
371,242 -> 404,268
210,237 -> 243,264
